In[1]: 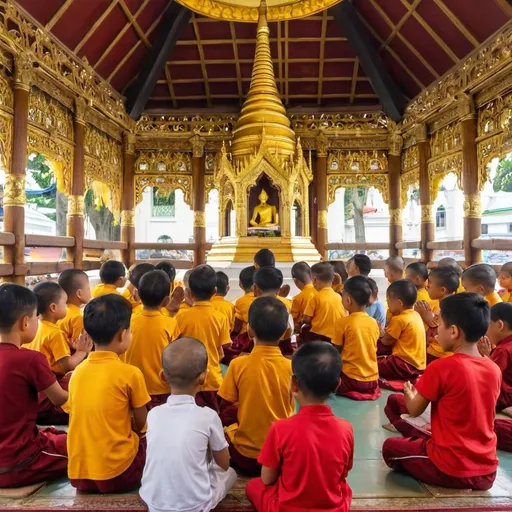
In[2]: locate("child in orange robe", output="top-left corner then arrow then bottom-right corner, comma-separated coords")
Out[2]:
211,271 -> 235,328
462,263 -> 502,306
437,257 -> 465,293
346,254 -> 372,278
498,262 -> 512,303
405,262 -> 439,319
291,262 -> 317,345
91,260 -> 126,298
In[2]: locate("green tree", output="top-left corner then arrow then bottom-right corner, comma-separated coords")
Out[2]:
493,158 -> 512,193
344,187 -> 369,244
85,189 -> 120,241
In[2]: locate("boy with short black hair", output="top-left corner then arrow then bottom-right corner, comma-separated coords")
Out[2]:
254,248 -> 275,269
438,257 -> 464,293
329,260 -> 348,294
176,268 -> 194,315
462,263 -> 502,306
155,261 -> 177,290
291,262 -> 317,332
0,284 -> 68,488
385,256 -> 404,284
92,260 -> 126,298
219,297 -> 294,475
211,271 -> 235,327
127,263 -> 156,314
382,293 -> 501,490
67,295 -> 151,493
246,341 -> 354,512
140,338 -> 237,512
346,254 -> 372,278
366,278 -> 386,326
333,276 -> 380,400
498,262 -> 512,303
406,262 -> 438,311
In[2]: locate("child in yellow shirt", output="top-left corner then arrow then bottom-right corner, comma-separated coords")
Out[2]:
438,257 -> 464,293
121,264 -> 139,307
346,254 -> 372,278
329,260 -> 348,294
254,248 -> 275,269
92,260 -> 126,298
125,263 -> 156,315
498,262 -> 512,303
211,271 -> 235,328
291,262 -> 317,332
462,263 -> 502,306
384,256 -> 404,284
405,262 -> 439,329
176,268 -> 194,316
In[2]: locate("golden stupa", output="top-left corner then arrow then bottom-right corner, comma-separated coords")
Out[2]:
207,0 -> 320,263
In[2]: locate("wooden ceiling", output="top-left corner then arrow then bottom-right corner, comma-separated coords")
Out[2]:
15,0 -> 512,112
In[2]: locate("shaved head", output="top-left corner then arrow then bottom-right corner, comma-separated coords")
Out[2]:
438,257 -> 463,277
162,337 -> 208,388
386,256 -> 404,273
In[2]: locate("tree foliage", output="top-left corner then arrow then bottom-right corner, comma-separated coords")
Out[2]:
344,186 -> 369,244
85,189 -> 120,241
493,159 -> 512,193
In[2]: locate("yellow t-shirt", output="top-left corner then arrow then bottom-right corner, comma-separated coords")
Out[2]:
92,284 -> 121,299
211,296 -> 236,328
291,284 -> 318,324
176,301 -> 231,391
56,304 -> 83,346
122,288 -> 140,308
426,304 -> 453,359
386,309 -> 426,370
234,292 -> 255,334
218,345 -> 294,459
502,291 -> 512,303
333,283 -> 343,294
303,287 -> 345,339
332,312 -> 379,382
25,320 -> 70,374
457,279 -> 465,294
485,291 -> 502,306
66,351 -> 150,480
416,287 -> 439,331
125,310 -> 179,395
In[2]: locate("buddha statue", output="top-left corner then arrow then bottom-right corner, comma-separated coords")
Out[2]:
249,188 -> 278,228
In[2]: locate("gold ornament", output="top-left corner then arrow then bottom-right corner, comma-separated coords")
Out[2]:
14,53 -> 33,91
387,131 -> 403,156
389,208 -> 402,226
463,195 -> 482,218
4,174 -> 26,206
317,210 -> 328,229
411,123 -> 428,143
75,96 -> 87,125
190,134 -> 206,158
123,131 -> 136,155
316,131 -> 329,157
421,204 -> 433,223
68,195 -> 85,216
456,93 -> 475,121
121,209 -> 135,227
194,211 -> 206,228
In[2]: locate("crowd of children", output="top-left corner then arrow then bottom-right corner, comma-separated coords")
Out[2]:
0,247 -> 511,511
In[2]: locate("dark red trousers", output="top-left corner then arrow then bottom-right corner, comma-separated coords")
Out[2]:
37,373 -> 70,425
426,353 -> 439,365
246,478 -> 279,512
71,438 -> 146,493
384,393 -> 429,439
336,373 -> 381,401
377,339 -> 392,356
383,437 -> 496,490
195,390 -> 220,412
219,400 -> 238,427
378,355 -> 423,381
222,332 -> 254,365
495,419 -> 512,452
297,328 -> 331,347
0,428 -> 67,488
148,393 -> 170,410
227,439 -> 261,476
278,338 -> 294,357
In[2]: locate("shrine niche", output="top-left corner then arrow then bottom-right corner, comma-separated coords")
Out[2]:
248,174 -> 280,235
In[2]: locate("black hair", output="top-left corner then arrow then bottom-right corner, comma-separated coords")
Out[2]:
387,279 -> 417,308
128,263 -> 155,288
438,257 -> 463,277
311,262 -> 335,282
155,261 -> 176,283
254,248 -> 275,268
0,284 -> 37,332
500,262 -> 512,276
215,271 -> 230,296
249,296 -> 289,342
58,269 -> 88,297
253,267 -> 283,293
83,295 -> 132,345
239,266 -> 255,291
440,292 -> 490,342
188,264 -> 217,301
348,254 -> 372,276
292,342 -> 342,400
343,276 -> 371,306
386,256 -> 405,273
428,267 -> 459,294
463,263 -> 497,292
329,260 -> 348,283
490,302 -> 512,330
138,270 -> 171,308
33,281 -> 66,315
291,262 -> 312,284
406,262 -> 429,281
99,260 -> 126,285
368,277 -> 378,295
162,337 -> 208,387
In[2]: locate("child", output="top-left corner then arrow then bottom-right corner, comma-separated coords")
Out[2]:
125,270 -> 179,409
57,269 -> 91,346
406,262 -> 438,312
346,254 -> 371,278
382,293 -> 501,490
498,262 -> 512,303
302,262 -> 345,343
462,263 -> 502,306
438,257 -> 464,293
254,248 -> 275,268
121,264 -> 139,308
290,262 -> 317,332
92,260 -> 126,298
366,278 -> 386,326
384,256 -> 404,284
219,297 -> 294,475
246,342 -> 354,512
155,261 -> 177,291
333,276 -> 380,400
140,338 -> 237,512
329,260 -> 348,294
175,265 -> 231,411
378,280 -> 426,381
122,263 -> 155,310
0,284 -> 68,488
67,295 -> 151,493
176,268 -> 194,315
211,271 -> 235,328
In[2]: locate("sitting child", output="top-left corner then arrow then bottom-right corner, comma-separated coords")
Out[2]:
346,254 -> 371,278
0,284 -> 68,488
498,262 -> 512,303
382,293 -> 501,490
125,270 -> 179,409
366,278 -> 386,326
329,260 -> 348,294
254,248 -> 275,269
122,264 -> 140,308
438,257 -> 464,293
57,269 -> 91,346
246,342 -> 354,512
385,256 -> 404,284
462,263 -> 502,306
176,269 -> 194,315
333,276 -> 380,400
155,261 -> 177,291
67,295 -> 150,493
92,260 -> 126,298
219,297 -> 294,475
211,271 -> 235,328
154,261 -> 181,317
290,262 -> 317,335
405,262 -> 438,315
128,263 -> 157,315
140,338 -> 237,512
302,262 -> 345,343
378,280 -> 426,381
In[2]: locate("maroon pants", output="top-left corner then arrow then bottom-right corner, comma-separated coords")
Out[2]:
426,353 -> 439,365
384,394 -> 429,439
222,332 -> 254,364
495,419 -> 512,452
278,338 -> 294,357
336,373 -> 380,401
377,339 -> 392,356
297,328 -> 331,347
71,438 -> 146,493
0,428 -> 67,488
246,478 -> 279,512
219,400 -> 238,427
37,373 -> 70,425
227,439 -> 261,476
148,393 -> 170,410
383,437 -> 496,490
195,390 -> 220,412
378,355 -> 423,381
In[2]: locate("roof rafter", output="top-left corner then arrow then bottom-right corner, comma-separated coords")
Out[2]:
46,0 -> 74,30
229,22 -> 243,104
349,58 -> 359,104
432,0 -> 479,47
494,0 -> 512,16
317,9 -> 328,105
191,14 -> 212,108
380,0 -> 422,51
118,0 -> 150,48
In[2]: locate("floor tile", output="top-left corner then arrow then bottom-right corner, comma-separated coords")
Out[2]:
36,477 -> 76,498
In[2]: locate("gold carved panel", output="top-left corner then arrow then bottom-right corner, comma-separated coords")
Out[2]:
429,122 -> 462,159
204,175 -> 217,204
134,174 -> 192,207
400,169 -> 419,209
327,150 -> 388,174
402,145 -> 419,173
327,174 -> 389,205
135,151 -> 192,174
0,71 -> 13,111
428,153 -> 463,200
0,112 -> 12,171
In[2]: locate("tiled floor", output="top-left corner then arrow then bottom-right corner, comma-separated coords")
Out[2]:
2,389 -> 512,511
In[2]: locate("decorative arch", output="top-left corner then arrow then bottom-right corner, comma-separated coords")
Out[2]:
327,174 -> 389,205
134,174 -> 192,207
428,153 -> 463,201
400,169 -> 419,209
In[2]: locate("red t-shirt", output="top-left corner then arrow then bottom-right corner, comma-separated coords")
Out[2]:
258,404 -> 354,512
416,353 -> 501,478
491,334 -> 512,410
0,343 -> 57,468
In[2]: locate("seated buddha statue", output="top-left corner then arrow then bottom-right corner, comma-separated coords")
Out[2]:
249,189 -> 278,228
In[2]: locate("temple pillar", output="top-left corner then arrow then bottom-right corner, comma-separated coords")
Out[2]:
417,124 -> 434,263
191,135 -> 206,266
67,97 -> 86,269
315,132 -> 328,260
388,129 -> 403,257
459,94 -> 482,266
121,130 -> 136,268
4,55 -> 32,284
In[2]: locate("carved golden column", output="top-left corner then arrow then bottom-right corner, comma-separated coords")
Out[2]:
67,96 -> 86,269
121,130 -> 136,268
459,94 -> 482,266
388,129 -> 403,257
191,134 -> 206,266
4,55 -> 32,284
315,132 -> 328,260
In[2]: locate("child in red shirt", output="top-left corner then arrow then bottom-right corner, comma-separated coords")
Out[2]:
382,293 -> 501,490
246,341 -> 354,512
